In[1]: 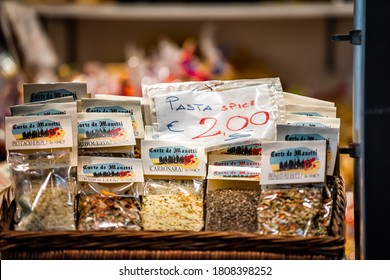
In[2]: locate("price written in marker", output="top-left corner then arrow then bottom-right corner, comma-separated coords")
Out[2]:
153,84 -> 281,150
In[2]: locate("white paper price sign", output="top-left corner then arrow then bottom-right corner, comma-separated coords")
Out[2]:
153,84 -> 281,151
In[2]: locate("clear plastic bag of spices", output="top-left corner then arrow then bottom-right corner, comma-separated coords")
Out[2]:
205,180 -> 261,233
141,179 -> 204,231
257,183 -> 333,237
77,181 -> 142,231
8,149 -> 76,231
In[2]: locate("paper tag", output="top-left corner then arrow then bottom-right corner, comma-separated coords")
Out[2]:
283,92 -> 335,107
141,140 -> 206,177
207,165 -> 260,181
152,84 -> 281,151
208,155 -> 261,168
277,124 -> 339,176
286,104 -> 337,118
78,156 -> 144,183
78,113 -> 136,148
261,140 -> 326,185
23,82 -> 87,102
209,143 -> 262,156
5,115 -> 73,150
285,114 -> 340,128
10,102 -> 78,166
81,98 -> 145,139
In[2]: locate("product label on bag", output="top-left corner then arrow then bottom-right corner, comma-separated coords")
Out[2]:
261,140 -> 326,185
23,82 -> 87,102
5,115 -> 73,150
141,140 -> 206,176
81,98 -> 144,138
78,156 -> 144,183
207,165 -> 260,181
78,113 -> 136,148
277,124 -> 339,176
208,155 -> 261,168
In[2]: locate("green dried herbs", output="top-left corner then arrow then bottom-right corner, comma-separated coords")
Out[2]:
205,188 -> 260,233
77,194 -> 141,230
257,187 -> 327,237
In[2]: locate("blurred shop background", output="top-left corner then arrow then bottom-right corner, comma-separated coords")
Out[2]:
0,0 -> 355,259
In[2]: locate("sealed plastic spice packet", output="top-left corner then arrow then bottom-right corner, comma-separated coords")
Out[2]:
77,156 -> 144,230
140,140 -> 207,231
205,164 -> 261,233
258,140 -> 331,236
143,78 -> 285,152
141,178 -> 205,231
257,183 -> 329,237
5,114 -> 76,230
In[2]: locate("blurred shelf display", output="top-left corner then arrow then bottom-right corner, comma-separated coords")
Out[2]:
32,2 -> 353,20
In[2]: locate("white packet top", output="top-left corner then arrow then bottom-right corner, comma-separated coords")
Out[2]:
285,114 -> 340,129
81,98 -> 145,139
23,82 -> 87,103
286,104 -> 337,118
283,92 -> 335,107
144,78 -> 285,151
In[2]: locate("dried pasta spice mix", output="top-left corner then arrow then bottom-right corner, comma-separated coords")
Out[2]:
141,179 -> 204,231
257,187 -> 325,237
205,188 -> 260,233
77,194 -> 142,231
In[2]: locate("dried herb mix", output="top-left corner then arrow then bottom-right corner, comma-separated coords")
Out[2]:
16,187 -> 75,231
77,194 -> 141,231
205,188 -> 260,233
257,186 -> 327,237
141,179 -> 204,231
8,150 -> 76,231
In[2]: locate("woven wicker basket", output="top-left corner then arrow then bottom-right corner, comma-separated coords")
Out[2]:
0,175 -> 346,260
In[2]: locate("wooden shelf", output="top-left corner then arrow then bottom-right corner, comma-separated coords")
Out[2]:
33,2 -> 353,21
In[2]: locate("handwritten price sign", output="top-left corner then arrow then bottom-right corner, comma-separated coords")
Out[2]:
153,84 -> 281,151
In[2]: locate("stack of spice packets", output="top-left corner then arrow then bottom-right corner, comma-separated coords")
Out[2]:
76,104 -> 143,230
4,82 -> 87,231
205,155 -> 261,233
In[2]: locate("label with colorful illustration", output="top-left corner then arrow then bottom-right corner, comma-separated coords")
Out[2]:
5,115 -> 73,150
78,113 -> 136,148
277,124 -> 339,176
261,140 -> 326,185
78,156 -> 144,183
207,165 -> 260,181
23,82 -> 87,102
10,102 -> 78,166
208,155 -> 261,169
210,142 -> 262,156
141,140 -> 206,177
81,98 -> 145,139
